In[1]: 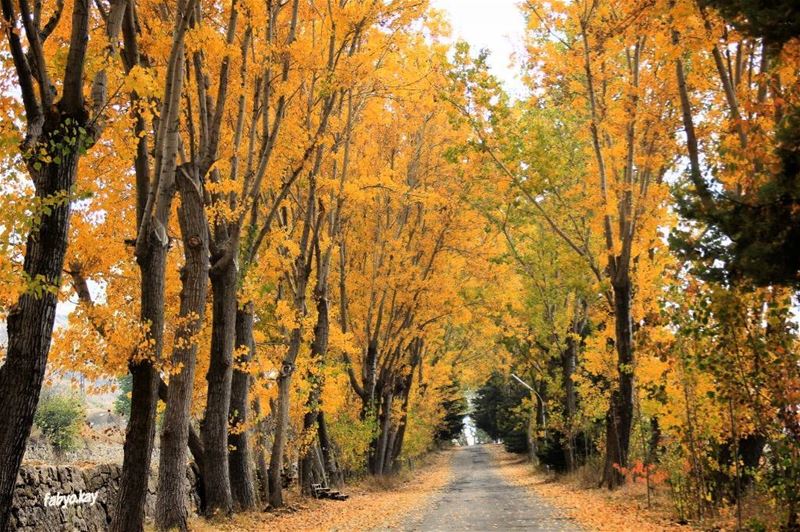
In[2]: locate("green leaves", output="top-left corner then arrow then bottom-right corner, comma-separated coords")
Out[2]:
24,118 -> 94,175
34,389 -> 86,454
22,272 -> 60,299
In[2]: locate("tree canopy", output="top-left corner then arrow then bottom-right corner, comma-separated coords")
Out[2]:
1,0 -> 799,529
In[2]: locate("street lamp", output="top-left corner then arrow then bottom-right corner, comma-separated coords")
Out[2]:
510,373 -> 546,431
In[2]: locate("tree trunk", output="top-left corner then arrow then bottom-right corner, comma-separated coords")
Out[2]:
267,328 -> 301,508
300,440 -> 326,493
114,4 -> 190,524
113,238 -> 168,532
383,427 -> 399,475
562,332 -> 578,472
602,281 -> 635,488
300,440 -> 318,493
300,405 -> 322,494
200,261 -> 236,515
228,304 -> 257,510
388,373 -> 414,473
267,202 -> 314,507
372,390 -> 394,475
252,397 -> 270,504
317,412 -> 342,487
155,170 -> 209,531
300,282 -> 330,493
648,416 -> 661,464
363,341 -> 381,474
535,380 -> 547,455
156,378 -> 206,510
0,116 -> 83,530
364,340 -> 379,414
312,441 -> 328,485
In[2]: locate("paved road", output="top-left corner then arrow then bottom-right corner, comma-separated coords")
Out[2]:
400,446 -> 581,531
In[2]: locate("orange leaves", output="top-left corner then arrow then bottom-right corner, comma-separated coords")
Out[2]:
327,326 -> 357,359
275,299 -> 301,331
614,460 -> 669,486
493,445 -> 678,530
123,65 -> 159,99
190,451 -> 452,531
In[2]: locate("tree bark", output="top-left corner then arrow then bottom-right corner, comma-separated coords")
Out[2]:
300,278 -> 330,493
267,168 -> 317,507
252,397 -> 270,503
200,259 -> 236,515
317,412 -> 342,487
156,379 -> 205,475
155,169 -> 210,531
561,310 -> 583,472
0,127 -> 81,531
361,337 -> 381,475
364,340 -> 379,414
114,0 -> 193,525
372,390 -> 394,475
229,304 -> 257,510
673,47 -> 713,211
602,281 -> 635,488
268,328 -> 301,507
300,407 -> 322,494
388,370 -> 415,474
562,337 -> 577,472
114,238 -> 168,532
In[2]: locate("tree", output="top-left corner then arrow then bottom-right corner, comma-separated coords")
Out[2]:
0,0 -> 124,524
451,1 -> 677,488
112,0 -> 197,527
114,375 -> 133,418
671,0 -> 800,286
435,381 -> 467,443
473,372 -> 530,453
702,0 -> 800,47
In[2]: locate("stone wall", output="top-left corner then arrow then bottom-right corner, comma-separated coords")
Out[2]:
9,463 -> 200,531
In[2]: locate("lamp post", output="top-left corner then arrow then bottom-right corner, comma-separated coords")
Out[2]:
511,372 -> 547,464
510,373 -> 546,431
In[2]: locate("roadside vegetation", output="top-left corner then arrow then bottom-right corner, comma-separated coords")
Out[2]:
33,389 -> 86,455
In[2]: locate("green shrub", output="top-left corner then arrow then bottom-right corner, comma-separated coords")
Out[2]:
34,389 -> 86,453
746,518 -> 767,532
113,374 -> 132,418
328,411 -> 379,473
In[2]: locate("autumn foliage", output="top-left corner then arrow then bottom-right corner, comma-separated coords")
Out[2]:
1,0 -> 800,529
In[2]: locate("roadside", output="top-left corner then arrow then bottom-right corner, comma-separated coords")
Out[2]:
186,450 -> 453,531
488,445 -> 692,531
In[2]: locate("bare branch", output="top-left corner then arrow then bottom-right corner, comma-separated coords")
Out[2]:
1,0 -> 43,138
18,0 -> 53,108
40,0 -> 64,41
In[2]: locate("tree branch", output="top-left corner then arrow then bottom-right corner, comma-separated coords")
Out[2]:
61,0 -> 90,113
1,0 -> 43,140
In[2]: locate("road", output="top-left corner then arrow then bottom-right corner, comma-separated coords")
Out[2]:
400,445 -> 581,531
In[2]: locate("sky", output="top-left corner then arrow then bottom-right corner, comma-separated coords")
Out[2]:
430,0 -> 528,96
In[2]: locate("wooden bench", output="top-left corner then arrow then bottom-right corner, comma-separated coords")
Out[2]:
311,483 -> 349,501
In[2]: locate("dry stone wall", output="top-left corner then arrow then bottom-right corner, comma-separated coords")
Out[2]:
9,463 -> 200,531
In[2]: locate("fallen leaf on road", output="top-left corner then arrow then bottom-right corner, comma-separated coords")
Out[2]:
487,445 -> 693,531
188,451 -> 453,531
